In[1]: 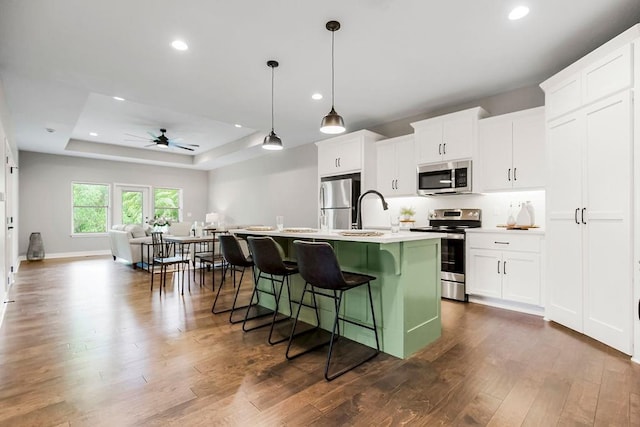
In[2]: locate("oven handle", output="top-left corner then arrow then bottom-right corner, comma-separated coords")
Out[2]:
445,233 -> 465,240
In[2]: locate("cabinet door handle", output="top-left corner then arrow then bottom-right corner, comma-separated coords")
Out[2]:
394,179 -> 398,189
338,157 -> 341,168
508,168 -> 511,181
438,143 -> 442,155
494,241 -> 509,245
582,207 -> 586,224
497,260 -> 501,274
503,261 -> 507,275
443,143 -> 446,155
575,208 -> 580,224
335,158 -> 338,168
513,167 -> 517,181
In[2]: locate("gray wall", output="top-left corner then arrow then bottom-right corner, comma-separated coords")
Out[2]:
207,85 -> 544,228
208,143 -> 318,229
18,151 -> 208,255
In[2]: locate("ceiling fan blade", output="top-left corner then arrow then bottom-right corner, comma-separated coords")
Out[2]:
172,144 -> 195,151
144,143 -> 157,148
124,133 -> 149,139
147,131 -> 159,138
170,141 -> 199,147
168,137 -> 183,142
124,139 -> 151,142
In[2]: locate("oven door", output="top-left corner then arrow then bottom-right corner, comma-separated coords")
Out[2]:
441,234 -> 467,301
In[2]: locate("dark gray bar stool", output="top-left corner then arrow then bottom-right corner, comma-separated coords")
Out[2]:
212,234 -> 254,324
287,240 -> 380,381
245,236 -> 298,345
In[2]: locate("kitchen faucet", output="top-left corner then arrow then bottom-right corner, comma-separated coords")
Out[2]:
354,190 -> 389,229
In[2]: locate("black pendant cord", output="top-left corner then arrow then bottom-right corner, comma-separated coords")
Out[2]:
271,64 -> 275,133
330,29 -> 335,110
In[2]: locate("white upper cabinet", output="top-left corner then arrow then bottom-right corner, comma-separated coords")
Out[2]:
376,135 -> 416,197
541,29 -> 636,121
411,107 -> 488,165
316,129 -> 385,175
478,107 -> 545,192
317,136 -> 362,175
582,44 -> 633,106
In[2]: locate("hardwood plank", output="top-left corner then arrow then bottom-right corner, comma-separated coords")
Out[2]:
2,256 -> 640,426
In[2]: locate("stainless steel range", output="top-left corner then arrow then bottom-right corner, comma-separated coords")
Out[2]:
410,208 -> 482,302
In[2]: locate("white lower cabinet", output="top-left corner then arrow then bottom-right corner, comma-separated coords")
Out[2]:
467,232 -> 542,308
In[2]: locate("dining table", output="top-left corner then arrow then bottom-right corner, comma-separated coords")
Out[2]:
163,231 -> 228,289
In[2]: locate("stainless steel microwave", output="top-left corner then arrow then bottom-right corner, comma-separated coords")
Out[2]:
417,160 -> 472,195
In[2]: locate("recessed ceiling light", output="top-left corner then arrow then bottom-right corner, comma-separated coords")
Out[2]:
113,96 -> 125,101
171,40 -> 189,51
89,132 -> 98,137
509,6 -> 530,20
312,93 -> 323,100
234,124 -> 242,128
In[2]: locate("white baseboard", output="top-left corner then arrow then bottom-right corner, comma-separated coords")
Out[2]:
18,250 -> 112,262
468,295 -> 545,317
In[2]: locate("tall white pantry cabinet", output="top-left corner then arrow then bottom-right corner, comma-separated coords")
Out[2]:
540,24 -> 640,357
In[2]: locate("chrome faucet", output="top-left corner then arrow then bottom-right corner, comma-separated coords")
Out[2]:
354,190 -> 389,229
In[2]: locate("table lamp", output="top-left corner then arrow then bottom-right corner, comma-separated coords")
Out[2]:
205,212 -> 219,228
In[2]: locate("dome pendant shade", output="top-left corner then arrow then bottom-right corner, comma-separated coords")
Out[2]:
262,130 -> 283,150
320,107 -> 345,134
262,60 -> 283,151
320,20 -> 346,135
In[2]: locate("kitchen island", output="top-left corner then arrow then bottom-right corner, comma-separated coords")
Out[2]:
232,228 -> 444,359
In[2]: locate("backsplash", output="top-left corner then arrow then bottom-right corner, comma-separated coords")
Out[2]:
360,190 -> 545,229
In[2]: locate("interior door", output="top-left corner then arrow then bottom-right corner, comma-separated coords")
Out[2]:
114,185 -> 151,225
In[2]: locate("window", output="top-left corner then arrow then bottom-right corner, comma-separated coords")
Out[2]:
72,182 -> 110,234
153,187 -> 182,222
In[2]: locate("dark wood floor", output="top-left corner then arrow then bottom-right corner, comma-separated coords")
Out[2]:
1,256 -> 639,426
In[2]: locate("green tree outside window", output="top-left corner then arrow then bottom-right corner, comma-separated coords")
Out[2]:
154,188 -> 181,222
72,183 -> 109,233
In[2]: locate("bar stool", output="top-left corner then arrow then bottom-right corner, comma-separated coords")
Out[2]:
212,234 -> 254,324
287,240 -> 380,381
244,236 -> 298,345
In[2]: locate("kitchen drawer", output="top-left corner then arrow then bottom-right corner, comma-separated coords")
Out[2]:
467,232 -> 541,253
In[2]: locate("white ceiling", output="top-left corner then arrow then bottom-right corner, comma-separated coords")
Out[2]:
1,1 -> 639,170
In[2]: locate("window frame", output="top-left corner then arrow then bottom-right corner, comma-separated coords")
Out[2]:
71,181 -> 111,236
152,187 -> 183,223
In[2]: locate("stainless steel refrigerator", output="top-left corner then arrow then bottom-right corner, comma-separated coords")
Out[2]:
319,173 -> 361,230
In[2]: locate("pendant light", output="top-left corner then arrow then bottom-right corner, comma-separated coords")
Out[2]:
262,60 -> 283,150
320,20 -> 346,134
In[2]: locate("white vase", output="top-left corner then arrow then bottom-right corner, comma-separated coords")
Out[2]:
525,201 -> 535,226
516,203 -> 531,227
506,213 -> 516,226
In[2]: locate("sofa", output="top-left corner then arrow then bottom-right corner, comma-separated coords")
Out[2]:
108,222 -> 194,267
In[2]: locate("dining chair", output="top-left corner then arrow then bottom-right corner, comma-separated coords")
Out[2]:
150,232 -> 190,295
286,240 -> 380,381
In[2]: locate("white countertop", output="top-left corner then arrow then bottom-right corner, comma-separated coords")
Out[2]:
466,227 -> 545,236
232,228 -> 446,244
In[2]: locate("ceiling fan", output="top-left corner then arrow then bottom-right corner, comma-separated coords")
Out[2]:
124,128 -> 200,151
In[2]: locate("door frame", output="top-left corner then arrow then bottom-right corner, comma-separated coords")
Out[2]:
113,184 -> 152,226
